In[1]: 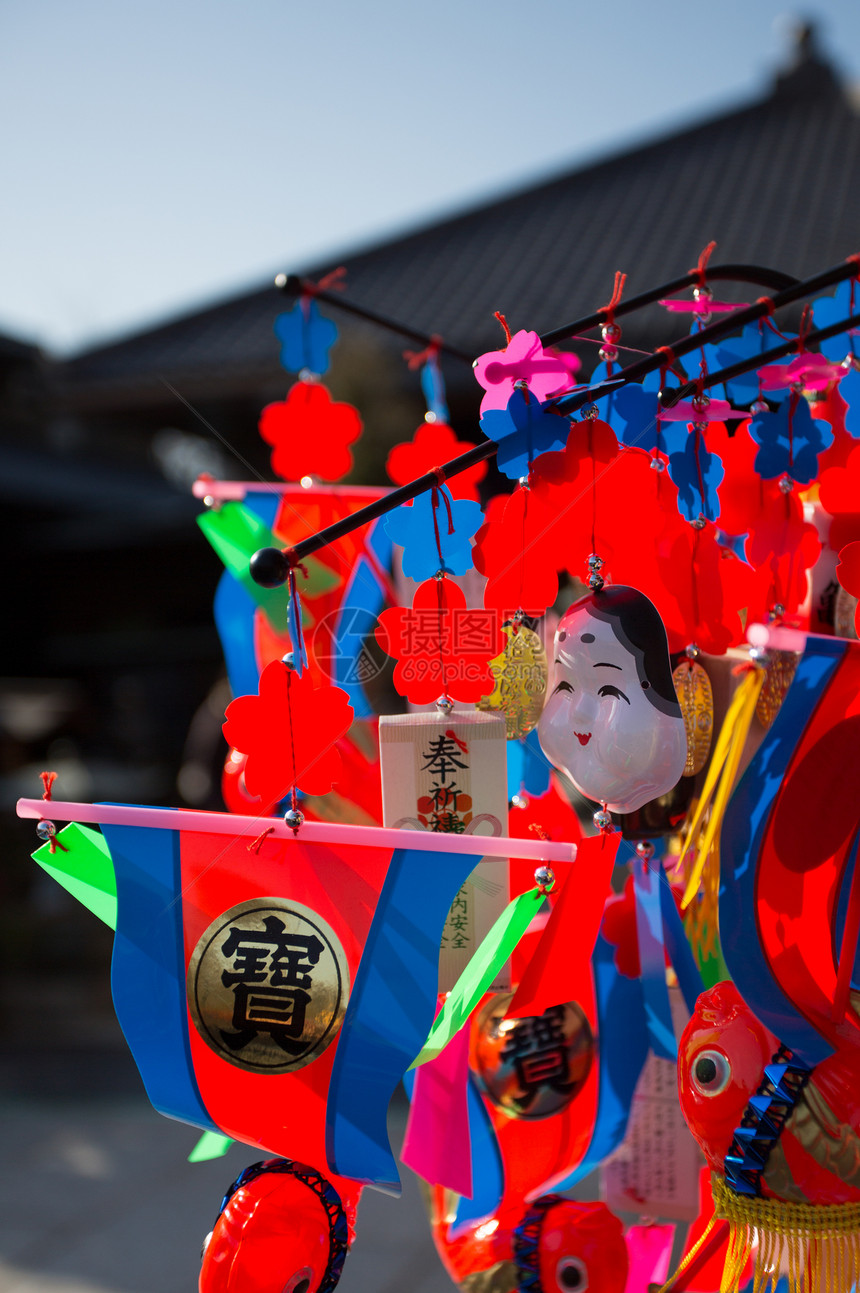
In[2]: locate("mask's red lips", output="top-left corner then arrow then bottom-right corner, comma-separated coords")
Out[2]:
575,732 -> 591,746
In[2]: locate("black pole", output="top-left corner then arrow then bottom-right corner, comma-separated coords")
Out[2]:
251,256 -> 859,584
276,264 -> 799,366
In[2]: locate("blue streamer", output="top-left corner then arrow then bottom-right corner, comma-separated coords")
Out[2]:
628,843 -> 677,1061
550,935 -> 649,1190
103,820 -> 218,1132
326,845 -> 482,1194
721,637 -> 845,1065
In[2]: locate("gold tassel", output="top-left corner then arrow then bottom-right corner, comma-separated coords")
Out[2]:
708,1175 -> 860,1293
677,666 -> 765,922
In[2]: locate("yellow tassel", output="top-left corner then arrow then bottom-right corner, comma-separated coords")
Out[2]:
678,666 -> 765,914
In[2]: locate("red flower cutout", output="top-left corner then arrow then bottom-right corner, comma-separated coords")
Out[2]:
819,443 -> 860,551
473,486 -> 561,617
836,541 -> 860,637
632,521 -> 756,655
222,660 -> 354,805
745,489 -> 821,617
375,577 -> 505,705
259,381 -> 363,482
385,423 -> 487,501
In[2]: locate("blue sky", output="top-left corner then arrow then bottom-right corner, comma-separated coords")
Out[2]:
2,0 -> 859,354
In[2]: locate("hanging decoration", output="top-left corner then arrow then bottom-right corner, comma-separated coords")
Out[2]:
475,624 -> 548,739
537,586 -> 687,814
21,247 -> 860,1293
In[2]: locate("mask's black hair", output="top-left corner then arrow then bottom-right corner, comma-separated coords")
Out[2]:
562,585 -> 681,718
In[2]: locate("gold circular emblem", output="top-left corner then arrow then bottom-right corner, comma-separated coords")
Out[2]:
476,626 -> 548,739
756,650 -> 800,731
187,898 -> 349,1074
673,659 -> 714,777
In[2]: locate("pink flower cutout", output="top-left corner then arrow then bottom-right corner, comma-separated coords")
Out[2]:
758,354 -> 845,392
473,330 -> 571,414
658,397 -> 745,422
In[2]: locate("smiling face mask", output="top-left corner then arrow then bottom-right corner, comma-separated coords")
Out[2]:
537,586 -> 687,814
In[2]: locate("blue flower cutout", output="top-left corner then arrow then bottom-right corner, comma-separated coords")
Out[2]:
480,388 -> 571,480
707,322 -> 797,405
667,427 -> 725,523
588,362 -> 687,456
384,485 -> 484,581
841,365 -> 860,439
812,280 -> 859,364
749,396 -> 833,485
273,299 -> 338,375
421,355 -> 449,423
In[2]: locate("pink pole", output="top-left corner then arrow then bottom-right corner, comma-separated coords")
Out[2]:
16,799 -> 577,864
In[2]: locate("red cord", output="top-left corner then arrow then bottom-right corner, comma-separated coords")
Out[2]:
38,770 -> 68,853
302,266 -> 347,297
494,311 -> 512,346
690,241 -> 717,287
598,271 -> 627,329
403,337 -> 442,370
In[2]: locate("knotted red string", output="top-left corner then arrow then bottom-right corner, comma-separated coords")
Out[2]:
283,547 -> 309,579
429,466 -> 455,571
284,669 -> 301,831
444,729 -> 468,753
303,266 -> 347,297
598,272 -> 627,329
248,826 -> 276,854
38,770 -> 68,853
494,312 -> 512,346
690,241 -> 717,287
403,337 -> 442,370
755,295 -> 776,316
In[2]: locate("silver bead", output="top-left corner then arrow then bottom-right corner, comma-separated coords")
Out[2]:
750,400 -> 769,415
843,354 -> 859,372
778,474 -> 793,494
692,393 -> 711,413
512,609 -> 525,627
649,455 -> 666,473
749,645 -> 769,666
685,643 -> 700,660
434,569 -> 446,581
517,475 -> 530,490
587,553 -> 604,571
581,402 -> 599,421
693,286 -> 712,302
298,368 -> 320,384
636,840 -> 655,861
282,652 -> 295,670
510,794 -> 528,810
769,603 -> 786,620
534,865 -> 555,891
601,323 -> 621,344
593,807 -> 613,831
435,695 -> 455,715
696,311 -> 713,325
598,345 -> 619,364
36,820 -> 56,842
284,807 -> 305,830
691,515 -> 707,530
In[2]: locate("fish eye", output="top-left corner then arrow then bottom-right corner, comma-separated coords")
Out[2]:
597,684 -> 629,704
283,1268 -> 314,1293
556,1257 -> 588,1290
553,680 -> 574,694
691,1048 -> 731,1096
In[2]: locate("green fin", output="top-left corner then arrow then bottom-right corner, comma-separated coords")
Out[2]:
188,1130 -> 234,1162
33,823 -> 117,929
